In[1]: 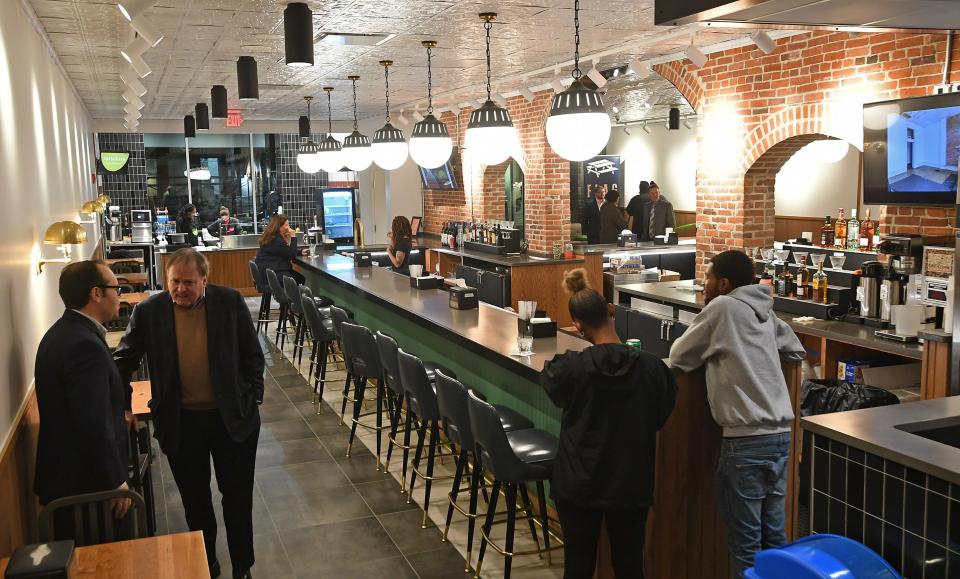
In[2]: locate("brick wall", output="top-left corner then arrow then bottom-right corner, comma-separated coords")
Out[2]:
421,93 -> 570,254
655,31 -> 960,276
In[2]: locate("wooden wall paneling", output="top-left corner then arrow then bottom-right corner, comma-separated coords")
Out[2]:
921,340 -> 950,400
161,249 -> 259,297
774,216 -> 826,244
673,210 -> 697,237
437,252 -> 462,279
510,263 -> 580,327
581,253 -> 604,295
0,391 -> 40,557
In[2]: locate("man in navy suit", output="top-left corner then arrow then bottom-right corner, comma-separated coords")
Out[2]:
34,260 -> 133,534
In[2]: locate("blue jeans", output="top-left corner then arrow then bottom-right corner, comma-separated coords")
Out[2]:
714,432 -> 790,579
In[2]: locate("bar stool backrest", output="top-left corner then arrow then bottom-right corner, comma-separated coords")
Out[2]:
265,269 -> 289,306
301,294 -> 335,342
281,275 -> 303,316
328,305 -> 349,338
397,349 -> 439,421
249,261 -> 268,293
340,322 -> 382,380
39,489 -> 148,547
374,331 -> 403,396
434,370 -> 472,449
467,389 -> 524,481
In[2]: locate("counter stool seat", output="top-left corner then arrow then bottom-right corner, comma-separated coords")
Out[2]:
503,430 -> 557,476
496,408 -> 535,434
424,361 -> 454,383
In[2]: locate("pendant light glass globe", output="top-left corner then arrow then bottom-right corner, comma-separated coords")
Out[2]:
466,100 -> 516,166
372,123 -> 408,170
342,131 -> 373,171
409,114 -> 452,169
297,141 -> 322,174
317,136 -> 344,173
546,79 -> 611,161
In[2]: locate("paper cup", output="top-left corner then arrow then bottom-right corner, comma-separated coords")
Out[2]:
409,265 -> 423,278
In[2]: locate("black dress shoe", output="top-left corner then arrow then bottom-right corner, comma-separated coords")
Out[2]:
232,569 -> 252,579
209,560 -> 221,578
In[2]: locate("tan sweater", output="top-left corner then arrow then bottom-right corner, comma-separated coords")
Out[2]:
174,302 -> 217,410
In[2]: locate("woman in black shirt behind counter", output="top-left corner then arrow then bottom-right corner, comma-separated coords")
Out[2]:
255,214 -> 308,285
386,216 -> 412,275
541,268 -> 677,579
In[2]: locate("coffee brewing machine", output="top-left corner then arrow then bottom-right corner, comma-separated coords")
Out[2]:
130,209 -> 153,243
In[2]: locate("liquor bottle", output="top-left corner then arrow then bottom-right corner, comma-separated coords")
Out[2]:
441,222 -> 448,246
759,272 -> 775,296
777,267 -> 795,298
819,216 -> 834,247
846,208 -> 860,250
796,255 -> 811,299
834,209 -> 846,250
812,259 -> 828,304
859,209 -> 876,251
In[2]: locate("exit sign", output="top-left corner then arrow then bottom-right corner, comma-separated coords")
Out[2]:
227,109 -> 244,127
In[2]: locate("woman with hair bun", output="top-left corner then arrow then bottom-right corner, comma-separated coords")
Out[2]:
540,268 -> 677,579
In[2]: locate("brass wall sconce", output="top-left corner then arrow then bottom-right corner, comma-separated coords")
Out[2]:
38,221 -> 87,274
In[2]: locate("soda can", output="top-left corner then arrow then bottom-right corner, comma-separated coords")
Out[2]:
625,339 -> 643,349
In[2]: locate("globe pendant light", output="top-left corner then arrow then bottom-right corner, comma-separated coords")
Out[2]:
296,96 -> 322,174
372,60 -> 408,171
409,41 -> 453,169
341,75 -> 373,171
317,87 -> 344,174
546,0 -> 611,162
465,13 -> 516,166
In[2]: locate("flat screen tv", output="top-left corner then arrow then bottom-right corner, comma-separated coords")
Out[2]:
419,161 -> 458,190
863,92 -> 960,205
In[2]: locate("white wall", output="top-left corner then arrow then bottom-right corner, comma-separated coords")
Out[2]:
605,121 -> 698,211
915,119 -> 947,169
888,115 -> 909,178
774,142 -> 860,217
0,0 -> 98,450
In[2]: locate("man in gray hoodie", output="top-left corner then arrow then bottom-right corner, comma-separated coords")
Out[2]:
670,250 -> 804,578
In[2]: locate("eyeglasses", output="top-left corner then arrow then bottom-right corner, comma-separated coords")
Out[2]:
98,285 -> 124,296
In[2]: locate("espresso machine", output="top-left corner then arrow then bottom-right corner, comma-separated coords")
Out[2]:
104,206 -> 123,242
876,234 -> 924,322
130,209 -> 153,243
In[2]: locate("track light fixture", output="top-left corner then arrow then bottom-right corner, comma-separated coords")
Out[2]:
644,93 -> 660,108
518,84 -> 535,103
684,39 -> 708,69
117,0 -> 155,22
642,122 -> 651,134
120,67 -> 147,97
628,58 -> 651,79
130,14 -> 163,47
586,63 -> 607,88
750,30 -> 777,55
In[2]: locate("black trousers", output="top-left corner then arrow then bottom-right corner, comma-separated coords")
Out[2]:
556,501 -> 649,579
167,409 -> 259,570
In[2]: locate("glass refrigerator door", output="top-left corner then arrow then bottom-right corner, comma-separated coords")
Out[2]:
323,189 -> 355,241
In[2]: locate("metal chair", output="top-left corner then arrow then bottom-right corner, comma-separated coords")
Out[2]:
248,261 -> 273,333
265,269 -> 294,349
468,390 -> 563,579
341,322 -> 389,468
39,489 -> 148,547
300,293 -> 338,412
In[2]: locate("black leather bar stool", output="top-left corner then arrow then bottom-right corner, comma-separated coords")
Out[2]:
468,390 -> 562,579
265,269 -> 294,349
299,293 -> 338,411
434,371 -> 535,572
281,275 -> 308,365
248,261 -> 273,333
328,306 -> 357,426
340,322 -> 389,468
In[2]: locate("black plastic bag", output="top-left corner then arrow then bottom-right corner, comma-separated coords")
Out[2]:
800,379 -> 900,416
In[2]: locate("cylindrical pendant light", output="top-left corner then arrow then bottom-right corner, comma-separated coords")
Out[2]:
195,103 -> 210,130
297,96 -> 322,174
284,2 -> 314,68
237,56 -> 259,100
184,115 -> 196,138
546,0 -> 610,161
316,87 -> 343,174
669,107 -> 680,130
211,85 -> 228,118
342,75 -> 373,172
465,13 -> 517,166
409,41 -> 452,169
372,60 -> 408,171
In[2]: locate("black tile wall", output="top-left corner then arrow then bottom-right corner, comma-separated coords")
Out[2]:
809,432 -> 958,578
98,133 -> 148,213
274,133 -> 329,232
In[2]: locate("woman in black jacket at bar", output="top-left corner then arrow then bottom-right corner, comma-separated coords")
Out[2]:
386,216 -> 413,275
255,214 -> 308,285
541,268 -> 677,579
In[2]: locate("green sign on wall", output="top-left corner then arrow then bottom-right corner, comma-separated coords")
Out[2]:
100,152 -> 130,172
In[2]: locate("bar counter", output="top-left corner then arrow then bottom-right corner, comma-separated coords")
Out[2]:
295,251 -> 802,578
157,245 -> 259,297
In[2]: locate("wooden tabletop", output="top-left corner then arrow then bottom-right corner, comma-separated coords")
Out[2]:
131,380 -> 151,416
120,291 -> 152,306
0,531 -> 209,579
105,257 -> 144,266
117,272 -> 148,285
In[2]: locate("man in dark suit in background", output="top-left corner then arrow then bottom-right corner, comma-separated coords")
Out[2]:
114,248 -> 264,579
581,184 -> 605,244
35,260 -> 133,536
626,181 -> 651,236
639,181 -> 676,242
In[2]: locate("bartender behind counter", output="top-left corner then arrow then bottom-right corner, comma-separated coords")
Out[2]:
207,206 -> 242,237
255,214 -> 309,285
386,216 -> 412,276
176,204 -> 200,247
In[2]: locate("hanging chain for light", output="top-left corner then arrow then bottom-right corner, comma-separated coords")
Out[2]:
380,60 -> 392,124
349,75 -> 360,130
422,41 -> 437,114
482,13 -> 495,101
572,0 -> 582,79
324,87 -> 334,134
305,96 -> 312,125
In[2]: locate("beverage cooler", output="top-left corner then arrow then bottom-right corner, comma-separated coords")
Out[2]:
320,187 -> 357,244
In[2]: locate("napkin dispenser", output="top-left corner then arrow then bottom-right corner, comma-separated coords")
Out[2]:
519,317 -> 557,338
653,233 -> 678,246
410,275 -> 441,290
449,286 -> 478,310
353,252 -> 372,267
4,541 -> 76,578
617,233 -> 638,247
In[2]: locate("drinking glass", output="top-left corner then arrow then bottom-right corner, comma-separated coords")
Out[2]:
760,248 -> 775,263
810,253 -> 827,269
517,333 -> 534,355
829,253 -> 847,270
792,251 -> 809,265
774,249 -> 791,264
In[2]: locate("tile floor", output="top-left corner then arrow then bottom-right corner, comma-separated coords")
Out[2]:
147,300 -> 565,578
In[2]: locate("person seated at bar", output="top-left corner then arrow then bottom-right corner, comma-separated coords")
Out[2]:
176,203 -> 200,247
638,181 -> 676,242
669,250 -> 805,579
207,206 -> 242,237
625,180 -> 651,236
541,268 -> 677,579
598,187 -> 627,244
256,214 -> 308,285
386,215 -> 413,276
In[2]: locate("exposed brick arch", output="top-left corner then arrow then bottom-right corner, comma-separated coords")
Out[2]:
653,61 -> 704,113
739,103 -> 855,175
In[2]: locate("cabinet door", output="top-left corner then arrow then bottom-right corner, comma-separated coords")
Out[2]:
615,305 -> 630,341
478,271 -> 509,307
628,310 -> 673,358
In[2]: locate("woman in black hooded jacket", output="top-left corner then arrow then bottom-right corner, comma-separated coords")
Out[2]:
541,268 -> 676,579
